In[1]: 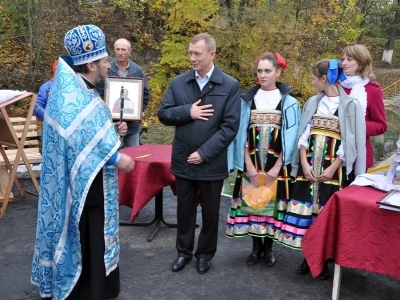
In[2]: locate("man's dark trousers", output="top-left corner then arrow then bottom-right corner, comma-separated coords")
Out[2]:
175,177 -> 224,261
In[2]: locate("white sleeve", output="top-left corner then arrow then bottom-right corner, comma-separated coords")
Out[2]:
336,143 -> 346,163
297,122 -> 311,149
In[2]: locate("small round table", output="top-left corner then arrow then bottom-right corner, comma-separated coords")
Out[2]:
118,144 -> 177,241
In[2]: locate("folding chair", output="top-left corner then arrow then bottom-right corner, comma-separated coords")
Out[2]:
0,92 -> 40,219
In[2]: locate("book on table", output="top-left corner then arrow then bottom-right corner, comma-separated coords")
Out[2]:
376,189 -> 400,213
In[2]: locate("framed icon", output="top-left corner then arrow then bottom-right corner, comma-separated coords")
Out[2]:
105,76 -> 144,121
376,189 -> 400,212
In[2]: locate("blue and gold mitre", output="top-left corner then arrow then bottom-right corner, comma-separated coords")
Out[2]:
64,24 -> 108,66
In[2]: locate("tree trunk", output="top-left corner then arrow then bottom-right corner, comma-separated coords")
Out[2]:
27,0 -> 33,76
382,0 -> 400,65
356,0 -> 373,43
224,0 -> 233,9
114,6 -> 125,19
268,0 -> 277,8
237,0 -> 249,21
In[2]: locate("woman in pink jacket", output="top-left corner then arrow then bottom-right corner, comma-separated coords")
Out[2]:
339,44 -> 387,169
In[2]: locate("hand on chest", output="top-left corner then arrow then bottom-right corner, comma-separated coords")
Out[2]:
187,84 -> 229,113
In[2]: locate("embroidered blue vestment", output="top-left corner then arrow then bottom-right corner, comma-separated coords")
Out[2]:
31,57 -> 121,300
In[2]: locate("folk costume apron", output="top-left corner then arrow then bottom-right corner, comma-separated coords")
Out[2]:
226,100 -> 292,239
278,111 -> 354,250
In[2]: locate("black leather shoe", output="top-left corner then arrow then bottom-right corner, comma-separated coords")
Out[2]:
318,262 -> 329,280
264,250 -> 276,266
197,259 -> 211,274
172,256 -> 191,272
297,258 -> 310,275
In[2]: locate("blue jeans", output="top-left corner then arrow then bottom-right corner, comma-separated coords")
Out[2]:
123,132 -> 140,147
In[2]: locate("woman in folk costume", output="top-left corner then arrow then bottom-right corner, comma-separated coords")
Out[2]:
339,44 -> 387,169
226,52 -> 301,267
281,59 -> 366,280
31,25 -> 134,300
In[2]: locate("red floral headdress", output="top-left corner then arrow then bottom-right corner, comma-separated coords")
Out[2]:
253,52 -> 287,84
253,51 -> 288,69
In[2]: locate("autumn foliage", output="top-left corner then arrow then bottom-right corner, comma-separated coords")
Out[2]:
0,0 -> 395,120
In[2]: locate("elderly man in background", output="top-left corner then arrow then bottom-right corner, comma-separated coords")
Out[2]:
108,38 -> 150,147
31,24 -> 134,300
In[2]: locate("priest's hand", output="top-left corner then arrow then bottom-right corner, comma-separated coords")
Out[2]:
116,153 -> 135,173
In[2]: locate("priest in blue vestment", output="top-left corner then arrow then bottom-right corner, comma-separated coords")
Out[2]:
31,24 -> 135,300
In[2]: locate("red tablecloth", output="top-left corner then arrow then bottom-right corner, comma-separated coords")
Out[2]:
118,144 -> 176,222
302,185 -> 400,280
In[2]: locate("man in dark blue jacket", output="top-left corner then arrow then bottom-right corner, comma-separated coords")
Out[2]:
158,33 -> 241,274
108,38 -> 150,147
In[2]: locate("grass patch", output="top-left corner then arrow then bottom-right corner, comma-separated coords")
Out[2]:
222,171 -> 237,197
140,122 -> 174,145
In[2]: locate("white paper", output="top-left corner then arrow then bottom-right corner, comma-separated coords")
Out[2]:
350,173 -> 400,192
373,175 -> 400,192
0,90 -> 26,104
350,174 -> 382,186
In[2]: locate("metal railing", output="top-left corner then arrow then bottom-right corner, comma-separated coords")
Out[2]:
371,109 -> 400,164
382,80 -> 400,99
388,109 -> 399,125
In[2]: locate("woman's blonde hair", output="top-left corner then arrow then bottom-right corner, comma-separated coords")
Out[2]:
342,44 -> 375,80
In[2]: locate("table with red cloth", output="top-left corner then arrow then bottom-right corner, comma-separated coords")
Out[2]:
302,185 -> 400,299
118,144 -> 176,240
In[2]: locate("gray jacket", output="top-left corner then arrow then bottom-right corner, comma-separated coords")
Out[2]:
291,84 -> 366,177
108,59 -> 150,134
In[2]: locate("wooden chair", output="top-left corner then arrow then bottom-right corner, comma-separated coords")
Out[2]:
0,116 -> 42,200
0,92 -> 40,218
